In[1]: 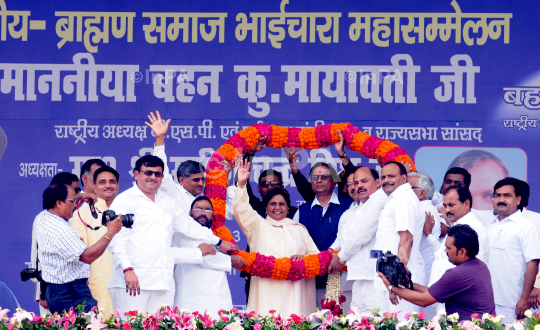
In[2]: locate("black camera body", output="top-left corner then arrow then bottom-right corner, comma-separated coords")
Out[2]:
102,210 -> 134,228
20,267 -> 42,282
371,250 -> 413,289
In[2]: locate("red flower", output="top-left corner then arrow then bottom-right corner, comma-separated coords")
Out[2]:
125,311 -> 138,317
123,323 -> 131,330
221,317 -> 229,322
417,312 -> 426,320
269,310 -> 276,314
535,314 -> 539,318
230,308 -> 239,313
471,313 -> 479,319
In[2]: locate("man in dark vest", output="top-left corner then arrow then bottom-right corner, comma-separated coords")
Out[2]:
293,162 -> 354,308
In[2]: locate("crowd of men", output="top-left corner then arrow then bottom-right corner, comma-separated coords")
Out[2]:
31,112 -> 540,322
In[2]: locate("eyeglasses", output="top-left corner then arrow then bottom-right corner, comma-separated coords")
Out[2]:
260,181 -> 280,188
411,186 -> 424,190
141,170 -> 164,178
311,174 -> 331,181
192,208 -> 213,215
192,177 -> 206,183
65,198 -> 77,204
346,182 -> 354,187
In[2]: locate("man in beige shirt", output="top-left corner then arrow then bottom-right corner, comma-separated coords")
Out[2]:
72,166 -> 119,314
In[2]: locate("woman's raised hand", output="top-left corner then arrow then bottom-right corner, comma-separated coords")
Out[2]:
237,159 -> 251,185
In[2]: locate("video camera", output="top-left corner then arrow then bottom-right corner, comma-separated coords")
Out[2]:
102,210 -> 134,228
371,250 -> 413,289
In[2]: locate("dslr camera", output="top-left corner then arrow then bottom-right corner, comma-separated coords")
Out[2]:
20,267 -> 42,282
102,210 -> 135,228
371,250 -> 413,289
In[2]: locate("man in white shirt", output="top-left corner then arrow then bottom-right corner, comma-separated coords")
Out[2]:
428,186 -> 489,315
176,196 -> 246,315
293,162 -> 354,306
374,161 -> 425,315
30,172 -> 81,316
37,183 -> 122,314
407,172 -> 443,285
487,178 -> 540,322
328,166 -> 388,312
107,155 -> 238,315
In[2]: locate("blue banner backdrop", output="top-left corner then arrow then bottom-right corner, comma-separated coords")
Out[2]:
0,0 -> 539,313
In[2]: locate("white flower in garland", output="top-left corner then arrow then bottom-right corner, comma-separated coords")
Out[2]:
224,320 -> 244,330
525,310 -> 533,318
493,315 -> 504,323
534,324 -> 540,330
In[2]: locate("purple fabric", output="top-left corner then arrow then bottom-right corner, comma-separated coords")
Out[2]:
428,258 -> 496,321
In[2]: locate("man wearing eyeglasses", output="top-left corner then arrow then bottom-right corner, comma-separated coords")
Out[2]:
36,183 -> 123,314
293,162 -> 354,307
107,155 -> 239,315
174,196 -> 247,315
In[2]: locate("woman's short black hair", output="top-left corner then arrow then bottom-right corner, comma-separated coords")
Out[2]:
262,188 -> 291,209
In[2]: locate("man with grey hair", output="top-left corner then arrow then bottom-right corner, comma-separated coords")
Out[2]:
407,172 -> 445,318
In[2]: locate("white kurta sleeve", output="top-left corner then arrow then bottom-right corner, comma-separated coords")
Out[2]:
330,210 -> 348,251
173,247 -> 203,264
108,195 -> 133,270
338,192 -> 386,261
173,205 -> 220,245
200,253 -> 232,272
426,234 -> 442,253
154,143 -> 176,194
394,195 -> 417,234
520,220 -> 540,263
225,186 -> 236,221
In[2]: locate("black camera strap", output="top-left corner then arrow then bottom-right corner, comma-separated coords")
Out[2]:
76,198 -> 103,231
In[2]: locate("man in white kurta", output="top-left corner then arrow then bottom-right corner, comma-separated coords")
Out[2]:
146,112 -> 237,305
374,162 -> 425,315
428,186 -> 489,316
176,196 -> 246,315
328,167 -> 388,312
487,178 -> 540,323
107,155 -> 237,315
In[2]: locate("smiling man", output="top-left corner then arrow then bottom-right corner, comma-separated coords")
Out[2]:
327,166 -> 388,312
487,178 -> 540,322
428,186 -> 489,313
373,161 -> 425,315
293,162 -> 353,307
175,196 -> 247,315
71,166 -> 120,314
107,155 -> 238,315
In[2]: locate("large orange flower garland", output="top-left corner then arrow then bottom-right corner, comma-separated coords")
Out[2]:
205,123 -> 416,281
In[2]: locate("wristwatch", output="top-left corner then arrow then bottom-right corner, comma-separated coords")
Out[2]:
217,239 -> 223,246
388,285 -> 394,293
338,257 -> 346,265
338,152 -> 347,159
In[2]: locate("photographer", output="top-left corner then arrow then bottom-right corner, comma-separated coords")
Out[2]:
378,224 -> 495,322
36,183 -> 122,314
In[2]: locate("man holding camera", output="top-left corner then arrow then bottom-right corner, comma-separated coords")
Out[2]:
36,183 -> 122,314
107,155 -> 238,315
378,224 -> 496,322
71,166 -> 119,315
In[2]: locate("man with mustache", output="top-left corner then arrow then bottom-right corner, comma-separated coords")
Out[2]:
107,155 -> 238,314
429,186 -> 489,313
327,166 -> 388,312
373,161 -> 425,315
146,111 -> 238,305
293,162 -> 354,307
175,196 -> 247,315
71,166 -> 120,314
487,177 -> 540,322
